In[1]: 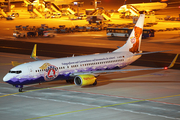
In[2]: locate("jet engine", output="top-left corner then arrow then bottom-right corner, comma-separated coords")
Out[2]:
74,74 -> 97,86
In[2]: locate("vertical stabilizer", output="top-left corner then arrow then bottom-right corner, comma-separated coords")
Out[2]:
30,44 -> 40,61
113,14 -> 145,53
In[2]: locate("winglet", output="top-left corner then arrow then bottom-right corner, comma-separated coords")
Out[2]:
30,44 -> 40,61
168,54 -> 179,69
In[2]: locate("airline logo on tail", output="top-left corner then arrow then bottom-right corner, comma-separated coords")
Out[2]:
113,14 -> 145,53
129,26 -> 142,53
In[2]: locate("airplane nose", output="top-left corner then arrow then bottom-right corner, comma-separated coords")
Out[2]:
3,74 -> 10,82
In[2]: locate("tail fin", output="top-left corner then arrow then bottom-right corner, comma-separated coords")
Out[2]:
30,44 -> 41,61
113,14 -> 145,53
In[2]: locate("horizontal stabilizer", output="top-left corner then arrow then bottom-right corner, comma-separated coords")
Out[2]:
11,61 -> 22,66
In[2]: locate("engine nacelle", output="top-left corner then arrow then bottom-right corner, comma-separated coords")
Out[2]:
74,74 -> 96,86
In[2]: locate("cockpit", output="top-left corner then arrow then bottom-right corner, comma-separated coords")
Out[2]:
9,70 -> 22,74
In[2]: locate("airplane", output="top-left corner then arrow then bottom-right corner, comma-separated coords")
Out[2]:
3,14 -> 178,92
118,2 -> 167,13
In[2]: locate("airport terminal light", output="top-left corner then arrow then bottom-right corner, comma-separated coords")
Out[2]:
73,2 -> 84,7
73,2 -> 78,5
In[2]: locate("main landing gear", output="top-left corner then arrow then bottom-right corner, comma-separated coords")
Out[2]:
93,80 -> 97,86
66,80 -> 74,84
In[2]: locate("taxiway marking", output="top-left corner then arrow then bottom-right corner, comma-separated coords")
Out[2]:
26,94 -> 180,120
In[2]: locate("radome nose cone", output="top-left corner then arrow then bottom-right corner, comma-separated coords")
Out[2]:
3,74 -> 9,82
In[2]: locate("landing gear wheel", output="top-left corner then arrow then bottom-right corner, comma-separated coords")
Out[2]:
19,88 -> 23,92
69,80 -> 74,83
93,80 -> 97,86
66,80 -> 74,84
66,80 -> 69,83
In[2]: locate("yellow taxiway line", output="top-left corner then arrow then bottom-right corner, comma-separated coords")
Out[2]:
26,94 -> 180,120
1,80 -> 180,120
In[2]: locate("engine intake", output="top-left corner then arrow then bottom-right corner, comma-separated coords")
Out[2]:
74,74 -> 96,86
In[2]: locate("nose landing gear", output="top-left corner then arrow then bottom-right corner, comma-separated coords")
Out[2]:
15,85 -> 23,92
19,87 -> 23,92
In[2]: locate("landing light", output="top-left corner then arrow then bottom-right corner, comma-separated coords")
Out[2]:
164,67 -> 168,70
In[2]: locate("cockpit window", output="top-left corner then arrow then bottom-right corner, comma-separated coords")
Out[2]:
9,70 -> 22,74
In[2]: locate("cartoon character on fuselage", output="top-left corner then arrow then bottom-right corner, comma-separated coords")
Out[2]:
3,14 -> 178,92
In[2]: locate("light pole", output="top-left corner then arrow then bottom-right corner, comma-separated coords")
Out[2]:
73,2 -> 84,18
7,0 -> 11,12
94,0 -> 97,9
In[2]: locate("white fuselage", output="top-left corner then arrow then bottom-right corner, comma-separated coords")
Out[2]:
3,51 -> 141,85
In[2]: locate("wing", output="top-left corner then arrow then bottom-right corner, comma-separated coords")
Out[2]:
134,50 -> 172,56
70,54 -> 179,77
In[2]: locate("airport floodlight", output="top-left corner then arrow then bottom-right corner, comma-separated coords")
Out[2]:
73,2 -> 84,6
74,2 -> 78,5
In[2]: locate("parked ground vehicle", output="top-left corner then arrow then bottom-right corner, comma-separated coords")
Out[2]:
106,27 -> 155,39
13,30 -> 26,38
87,15 -> 104,25
11,13 -> 19,17
43,30 -> 56,37
77,26 -> 86,32
27,31 -> 37,37
51,13 -> 61,18
6,16 -> 15,20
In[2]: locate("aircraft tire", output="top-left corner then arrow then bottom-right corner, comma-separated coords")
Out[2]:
19,88 -> 23,92
66,80 -> 69,83
93,80 -> 97,86
66,80 -> 74,84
